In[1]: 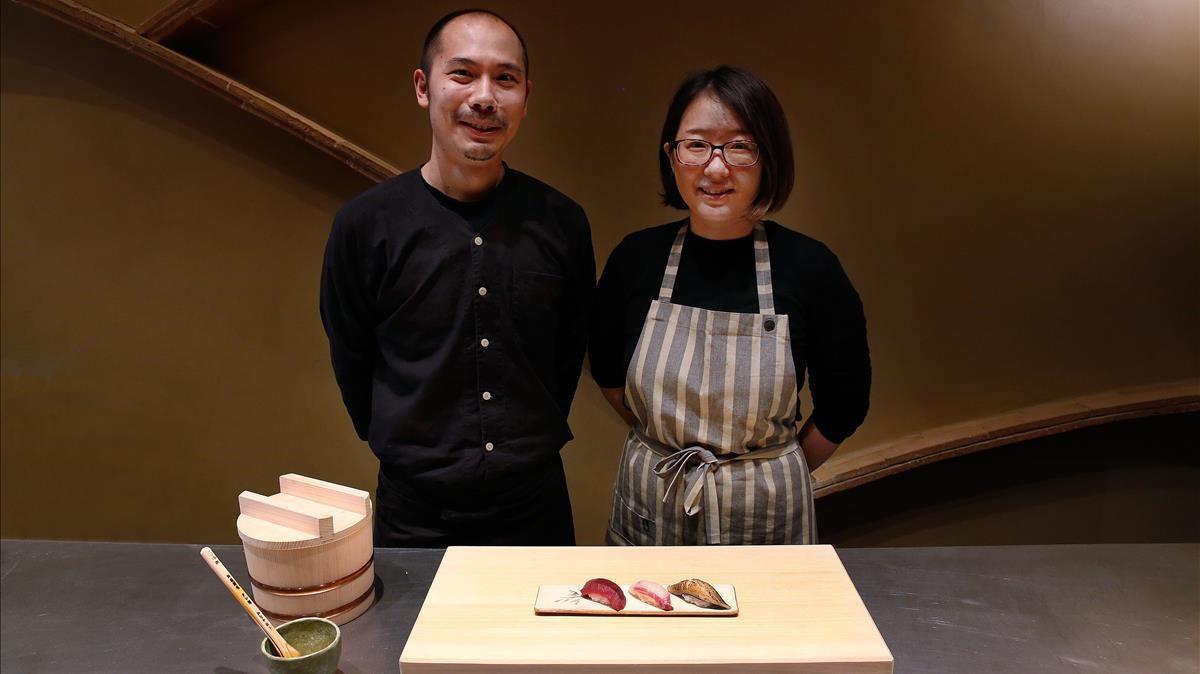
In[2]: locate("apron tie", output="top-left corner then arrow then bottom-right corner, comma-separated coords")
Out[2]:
653,446 -> 723,545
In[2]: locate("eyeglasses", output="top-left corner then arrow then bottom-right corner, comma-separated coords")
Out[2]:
669,139 -> 761,167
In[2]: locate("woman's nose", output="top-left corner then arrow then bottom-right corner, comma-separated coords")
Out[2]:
704,150 -> 730,177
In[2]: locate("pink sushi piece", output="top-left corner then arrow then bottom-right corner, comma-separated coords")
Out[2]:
629,580 -> 673,611
580,578 -> 626,611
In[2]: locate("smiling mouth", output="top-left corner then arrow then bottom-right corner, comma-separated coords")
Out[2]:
699,187 -> 733,197
460,120 -> 502,134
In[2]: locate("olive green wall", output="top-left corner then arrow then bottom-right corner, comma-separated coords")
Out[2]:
3,1 -> 1197,545
193,0 -> 1200,435
1,2 -> 374,542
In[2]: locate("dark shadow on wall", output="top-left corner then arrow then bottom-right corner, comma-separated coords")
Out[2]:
819,412 -> 1200,547
0,1 -> 374,212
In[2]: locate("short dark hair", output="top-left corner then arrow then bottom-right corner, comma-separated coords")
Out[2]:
420,9 -> 529,78
659,66 -> 794,215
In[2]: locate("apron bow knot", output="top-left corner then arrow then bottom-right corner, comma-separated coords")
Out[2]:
653,446 -> 723,544
653,446 -> 718,515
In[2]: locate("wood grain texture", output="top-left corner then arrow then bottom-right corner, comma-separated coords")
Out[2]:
12,0 -> 399,182
238,491 -> 334,539
400,545 -> 893,673
136,0 -> 218,41
237,475 -> 375,625
813,380 -> 1200,497
279,474 -> 370,516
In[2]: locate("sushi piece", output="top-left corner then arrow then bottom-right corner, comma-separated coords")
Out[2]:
667,578 -> 731,610
580,578 -> 626,611
628,580 -> 673,611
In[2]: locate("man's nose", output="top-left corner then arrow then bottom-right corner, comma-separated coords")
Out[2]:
469,78 -> 498,112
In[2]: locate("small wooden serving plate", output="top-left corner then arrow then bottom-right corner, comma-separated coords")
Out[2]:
535,584 -> 738,616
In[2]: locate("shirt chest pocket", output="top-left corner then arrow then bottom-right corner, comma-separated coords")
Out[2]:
511,269 -> 566,360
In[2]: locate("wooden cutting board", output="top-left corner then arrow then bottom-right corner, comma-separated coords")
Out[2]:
399,545 -> 893,673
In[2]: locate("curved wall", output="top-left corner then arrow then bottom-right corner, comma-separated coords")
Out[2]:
2,2 -> 373,542
3,0 -> 1198,544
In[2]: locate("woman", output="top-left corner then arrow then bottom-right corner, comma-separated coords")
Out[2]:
589,66 -> 871,546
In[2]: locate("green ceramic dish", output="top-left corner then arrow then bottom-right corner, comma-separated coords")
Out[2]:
260,617 -> 341,674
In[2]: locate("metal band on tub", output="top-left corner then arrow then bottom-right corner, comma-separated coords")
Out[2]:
248,553 -> 374,596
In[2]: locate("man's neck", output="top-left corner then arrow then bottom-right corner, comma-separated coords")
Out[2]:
421,150 -> 505,202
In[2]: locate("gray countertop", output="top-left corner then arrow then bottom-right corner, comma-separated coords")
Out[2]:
1,540 -> 1196,673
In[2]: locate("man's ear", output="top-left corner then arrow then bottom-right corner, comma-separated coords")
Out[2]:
414,68 -> 430,109
521,78 -> 532,118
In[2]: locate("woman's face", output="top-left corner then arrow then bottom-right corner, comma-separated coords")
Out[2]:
666,91 -> 763,234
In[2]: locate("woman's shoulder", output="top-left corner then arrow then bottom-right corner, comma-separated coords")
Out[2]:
763,221 -> 854,285
762,220 -> 836,260
607,219 -> 688,264
763,220 -> 840,265
620,218 -> 688,248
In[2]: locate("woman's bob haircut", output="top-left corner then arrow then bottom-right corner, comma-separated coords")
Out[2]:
659,66 -> 794,216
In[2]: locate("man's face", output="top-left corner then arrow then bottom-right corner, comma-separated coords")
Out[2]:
415,16 -> 529,165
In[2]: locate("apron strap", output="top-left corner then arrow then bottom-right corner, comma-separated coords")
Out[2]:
657,224 -> 689,302
657,221 -> 776,315
752,222 -> 775,315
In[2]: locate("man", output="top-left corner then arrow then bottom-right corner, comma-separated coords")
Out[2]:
320,9 -> 594,547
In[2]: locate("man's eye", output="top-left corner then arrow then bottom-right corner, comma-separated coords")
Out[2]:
451,70 -> 471,78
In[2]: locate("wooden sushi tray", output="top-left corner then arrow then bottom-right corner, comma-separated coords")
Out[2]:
399,544 -> 893,672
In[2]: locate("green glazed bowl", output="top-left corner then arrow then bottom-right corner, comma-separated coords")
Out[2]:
260,617 -> 341,674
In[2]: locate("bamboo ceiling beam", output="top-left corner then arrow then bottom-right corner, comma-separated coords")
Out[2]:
812,379 -> 1200,497
14,0 -> 399,183
136,0 -> 219,42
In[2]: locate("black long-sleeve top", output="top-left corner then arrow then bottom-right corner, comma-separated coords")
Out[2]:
321,167 -> 594,493
588,219 -> 870,444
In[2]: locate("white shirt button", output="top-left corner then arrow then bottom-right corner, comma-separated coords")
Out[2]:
485,442 -> 495,452
474,236 -> 484,246
482,391 -> 492,401
478,287 -> 488,296
480,338 -> 490,348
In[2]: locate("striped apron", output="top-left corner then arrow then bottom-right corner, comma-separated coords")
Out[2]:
605,222 -> 816,546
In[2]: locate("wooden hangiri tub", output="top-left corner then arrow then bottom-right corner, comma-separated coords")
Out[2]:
236,474 -> 375,626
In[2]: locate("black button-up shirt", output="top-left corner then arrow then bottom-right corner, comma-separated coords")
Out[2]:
320,167 -> 594,495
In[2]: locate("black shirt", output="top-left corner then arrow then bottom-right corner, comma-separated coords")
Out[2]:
321,167 -> 594,495
588,219 -> 870,444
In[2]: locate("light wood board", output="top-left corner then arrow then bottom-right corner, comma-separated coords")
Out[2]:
534,583 -> 738,616
399,545 -> 893,673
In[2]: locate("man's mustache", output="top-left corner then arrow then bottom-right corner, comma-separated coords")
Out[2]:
456,113 -> 507,130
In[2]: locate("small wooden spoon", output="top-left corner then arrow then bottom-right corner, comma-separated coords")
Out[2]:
200,547 -> 302,659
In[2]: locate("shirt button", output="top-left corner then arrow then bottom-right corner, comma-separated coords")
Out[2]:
485,442 -> 495,452
474,236 -> 484,246
478,287 -> 488,296
764,318 -> 776,332
480,338 -> 490,348
482,391 -> 492,401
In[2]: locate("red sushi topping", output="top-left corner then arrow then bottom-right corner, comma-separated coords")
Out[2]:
580,578 -> 626,611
